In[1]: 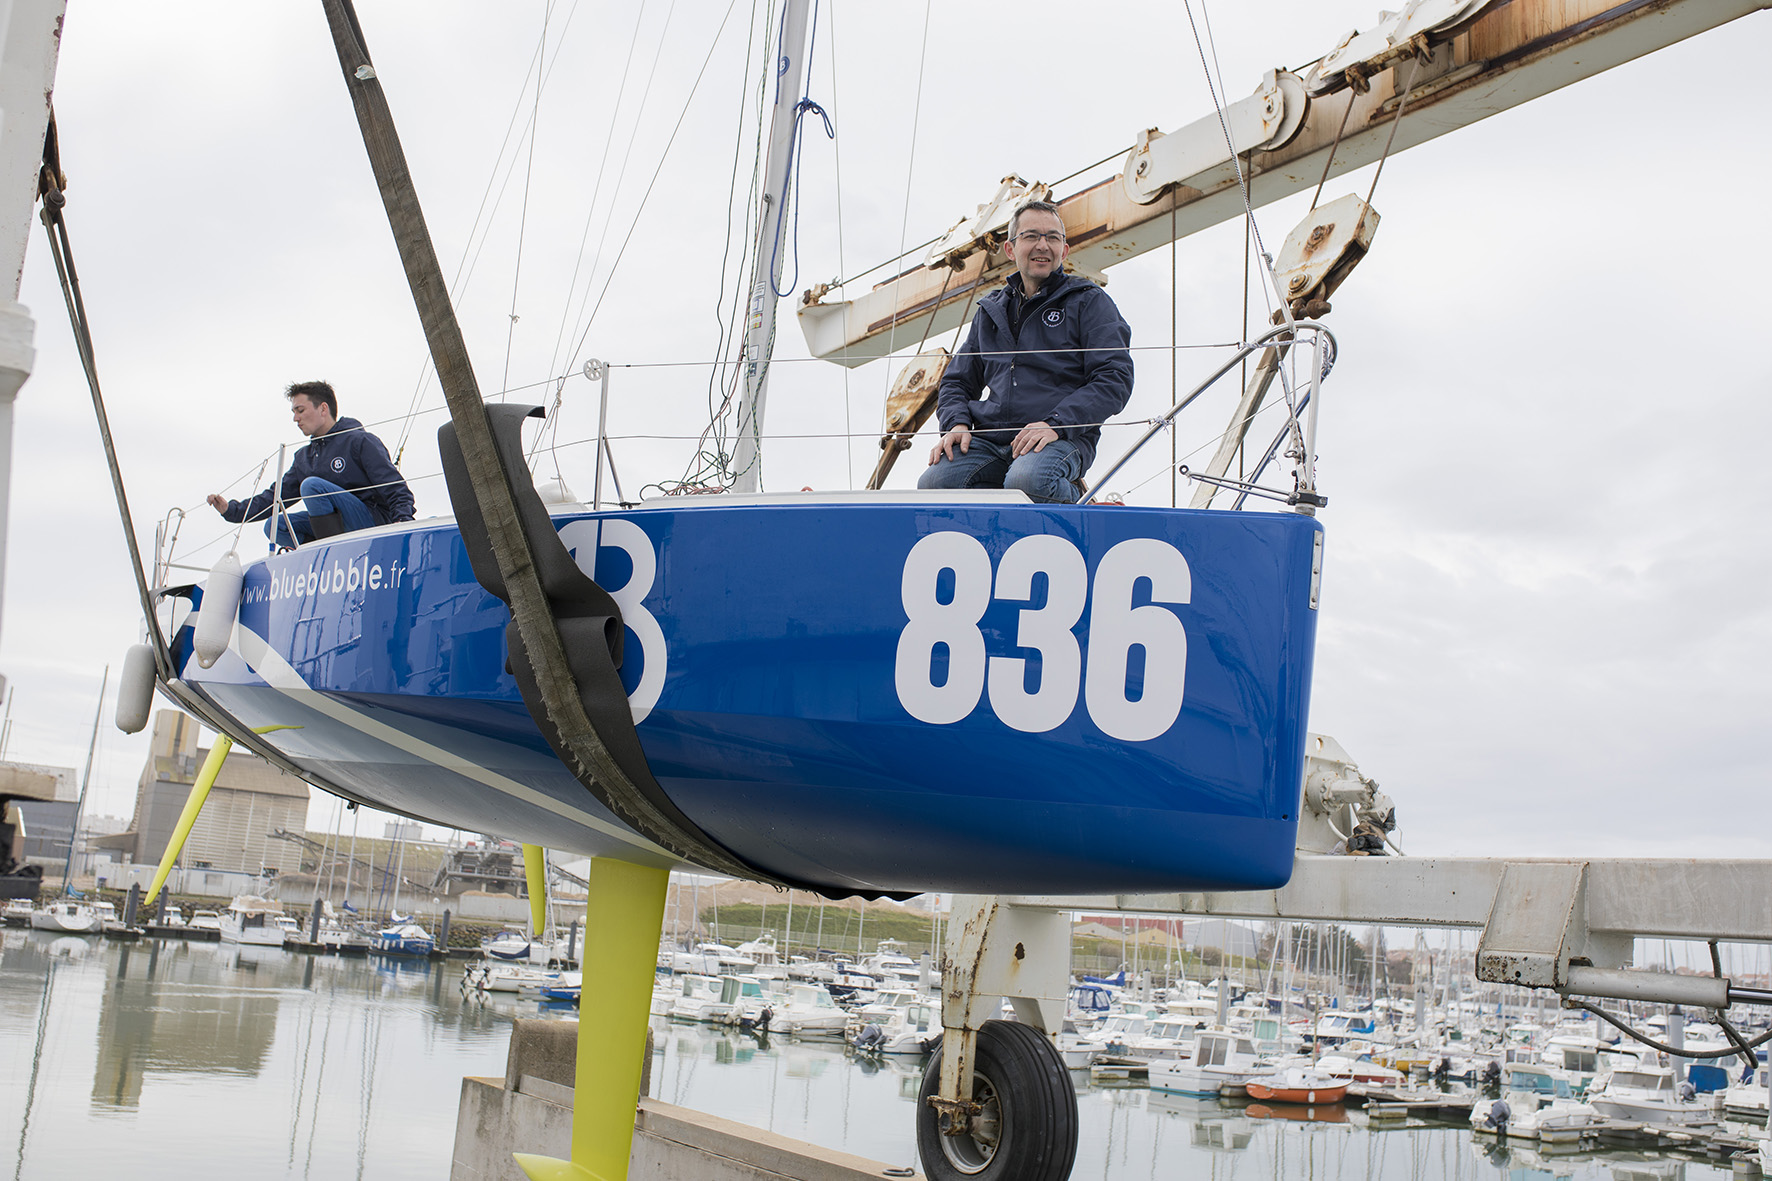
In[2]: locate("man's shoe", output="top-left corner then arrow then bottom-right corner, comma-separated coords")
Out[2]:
307,511 -> 347,539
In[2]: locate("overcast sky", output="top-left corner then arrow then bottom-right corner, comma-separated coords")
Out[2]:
3,1 -> 1766,869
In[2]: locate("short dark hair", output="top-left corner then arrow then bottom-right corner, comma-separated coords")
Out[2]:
1009,199 -> 1063,240
286,380 -> 337,417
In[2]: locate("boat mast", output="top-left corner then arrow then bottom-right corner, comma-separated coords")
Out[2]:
728,0 -> 814,494
60,666 -> 108,893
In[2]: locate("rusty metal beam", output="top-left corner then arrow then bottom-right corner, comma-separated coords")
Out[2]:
800,0 -> 1767,367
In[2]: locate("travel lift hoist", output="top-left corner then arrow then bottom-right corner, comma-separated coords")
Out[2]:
320,1 -> 1772,1179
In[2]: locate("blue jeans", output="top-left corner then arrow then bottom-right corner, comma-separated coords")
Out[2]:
267,477 -> 378,547
917,435 -> 1085,504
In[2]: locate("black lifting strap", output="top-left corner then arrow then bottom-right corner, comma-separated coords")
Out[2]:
440,404 -> 783,885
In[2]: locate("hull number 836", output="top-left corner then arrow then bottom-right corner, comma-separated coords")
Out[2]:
894,531 -> 1191,741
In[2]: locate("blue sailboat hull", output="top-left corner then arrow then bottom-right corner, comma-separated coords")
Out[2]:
176,496 -> 1321,895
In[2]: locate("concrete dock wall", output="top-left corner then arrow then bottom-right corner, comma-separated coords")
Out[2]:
451,1019 -> 924,1181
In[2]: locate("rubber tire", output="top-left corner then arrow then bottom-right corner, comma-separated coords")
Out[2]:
916,1021 -> 1079,1181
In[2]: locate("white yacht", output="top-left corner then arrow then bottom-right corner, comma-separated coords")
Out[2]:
30,899 -> 98,933
669,942 -> 754,976
1469,1062 -> 1598,1140
1724,1065 -> 1769,1120
860,940 -> 923,987
218,896 -> 288,946
850,996 -> 940,1055
1588,1064 -> 1718,1125
188,909 -> 222,931
774,982 -> 848,1037
733,932 -> 786,978
668,974 -> 729,1022
1148,1029 -> 1268,1096
4,897 -> 37,925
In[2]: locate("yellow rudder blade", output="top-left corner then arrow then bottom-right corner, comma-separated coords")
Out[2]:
514,857 -> 668,1181
524,843 -> 548,937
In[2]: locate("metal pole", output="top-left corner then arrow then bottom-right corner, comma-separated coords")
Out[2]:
588,359 -> 610,511
346,805 -> 359,910
1298,329 -> 1324,509
273,442 -> 288,549
61,666 -> 107,893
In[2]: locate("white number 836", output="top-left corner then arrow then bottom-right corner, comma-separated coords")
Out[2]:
893,531 -> 1190,741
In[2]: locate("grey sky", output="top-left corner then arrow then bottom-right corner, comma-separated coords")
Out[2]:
3,1 -> 1765,863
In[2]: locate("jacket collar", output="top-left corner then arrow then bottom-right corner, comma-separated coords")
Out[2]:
1004,268 -> 1072,303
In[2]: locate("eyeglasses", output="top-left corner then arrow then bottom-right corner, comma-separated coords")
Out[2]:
1013,230 -> 1066,245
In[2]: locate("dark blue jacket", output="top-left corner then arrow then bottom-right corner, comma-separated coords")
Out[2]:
222,417 -> 416,526
935,270 -> 1134,471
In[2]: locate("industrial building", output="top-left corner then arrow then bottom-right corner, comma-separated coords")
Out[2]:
94,711 -> 311,881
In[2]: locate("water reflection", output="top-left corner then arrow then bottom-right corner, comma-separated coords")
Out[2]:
2,930 -> 510,1180
1,931 -> 1751,1181
93,938 -> 285,1108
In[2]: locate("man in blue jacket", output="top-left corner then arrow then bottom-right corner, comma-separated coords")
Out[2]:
207,381 -> 415,547
919,199 -> 1133,503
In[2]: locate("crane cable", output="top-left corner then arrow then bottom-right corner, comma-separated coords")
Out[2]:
36,114 -> 173,681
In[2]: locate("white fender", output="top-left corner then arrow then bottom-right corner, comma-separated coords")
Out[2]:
193,551 -> 243,669
115,643 -> 157,733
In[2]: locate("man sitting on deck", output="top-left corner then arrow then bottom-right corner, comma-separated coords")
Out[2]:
207,380 -> 414,547
919,199 -> 1134,503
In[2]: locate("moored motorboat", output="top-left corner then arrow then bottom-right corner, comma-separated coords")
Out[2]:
1148,1030 -> 1269,1097
1244,1068 -> 1348,1105
1587,1064 -> 1718,1125
774,982 -> 848,1038
218,896 -> 288,946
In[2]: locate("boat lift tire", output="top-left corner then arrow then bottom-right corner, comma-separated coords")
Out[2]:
916,1020 -> 1078,1181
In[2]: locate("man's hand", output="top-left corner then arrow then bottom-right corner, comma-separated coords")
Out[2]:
1011,421 -> 1058,457
929,423 -> 972,465
206,493 -> 229,514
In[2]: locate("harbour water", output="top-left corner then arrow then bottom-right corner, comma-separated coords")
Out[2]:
0,928 -> 1741,1180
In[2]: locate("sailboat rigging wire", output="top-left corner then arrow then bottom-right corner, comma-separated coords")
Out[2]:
501,0 -> 557,403
37,142 -> 173,680
565,0 -> 743,371
884,0 -> 934,370
544,0 -> 653,386
686,0 -> 773,491
826,145 -> 1133,294
229,455 -> 274,551
826,0 -> 852,486
395,3 -> 585,459
1180,0 -> 1285,327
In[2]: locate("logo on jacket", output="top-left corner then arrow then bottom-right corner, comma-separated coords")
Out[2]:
1044,308 -> 1064,326
331,457 -> 346,473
